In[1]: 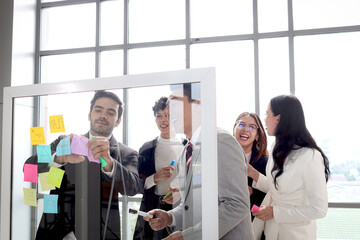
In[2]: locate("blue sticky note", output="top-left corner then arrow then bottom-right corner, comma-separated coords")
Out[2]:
37,145 -> 52,163
56,136 -> 71,156
44,194 -> 58,214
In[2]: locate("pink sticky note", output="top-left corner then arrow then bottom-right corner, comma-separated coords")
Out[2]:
87,148 -> 100,164
24,164 -> 38,183
251,205 -> 260,213
71,136 -> 89,156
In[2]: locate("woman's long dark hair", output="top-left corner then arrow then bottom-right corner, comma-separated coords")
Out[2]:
270,95 -> 330,189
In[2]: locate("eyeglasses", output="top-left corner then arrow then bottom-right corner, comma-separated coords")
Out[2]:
236,121 -> 258,132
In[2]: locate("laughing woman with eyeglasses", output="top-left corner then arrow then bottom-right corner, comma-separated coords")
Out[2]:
233,112 -> 269,219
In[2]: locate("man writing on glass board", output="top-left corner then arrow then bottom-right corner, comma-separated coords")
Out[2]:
25,90 -> 140,240
144,84 -> 254,240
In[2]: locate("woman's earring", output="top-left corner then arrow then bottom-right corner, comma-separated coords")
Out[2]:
256,141 -> 261,151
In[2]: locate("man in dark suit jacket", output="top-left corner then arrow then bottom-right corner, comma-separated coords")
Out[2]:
25,90 -> 140,240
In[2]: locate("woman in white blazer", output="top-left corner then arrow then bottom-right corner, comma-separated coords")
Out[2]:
248,95 -> 331,240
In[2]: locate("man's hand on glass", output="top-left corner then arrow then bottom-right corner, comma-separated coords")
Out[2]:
54,134 -> 85,164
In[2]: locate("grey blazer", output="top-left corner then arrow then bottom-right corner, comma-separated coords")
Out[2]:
169,128 -> 255,240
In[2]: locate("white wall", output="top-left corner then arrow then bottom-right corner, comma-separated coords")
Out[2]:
1,0 -> 37,239
0,0 -> 14,163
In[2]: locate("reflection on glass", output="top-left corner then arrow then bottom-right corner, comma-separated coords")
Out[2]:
14,90 -> 133,239
164,83 -> 253,239
191,41 -> 255,132
293,0 -> 360,30
128,46 -> 185,75
259,37 -> 289,121
100,0 -> 124,46
129,84 -> 207,239
191,0 -> 252,38
295,32 -> 360,203
129,0 -> 185,43
100,50 -> 124,77
131,94 -> 184,240
168,83 -> 203,239
41,3 -> 96,50
41,52 -> 95,83
258,0 -> 288,33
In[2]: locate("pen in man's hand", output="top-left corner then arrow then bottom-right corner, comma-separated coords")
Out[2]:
162,160 -> 176,200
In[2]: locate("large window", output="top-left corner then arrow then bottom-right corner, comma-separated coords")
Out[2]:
18,0 -> 360,238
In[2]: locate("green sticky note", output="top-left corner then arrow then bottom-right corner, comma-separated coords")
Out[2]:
47,167 -> 65,188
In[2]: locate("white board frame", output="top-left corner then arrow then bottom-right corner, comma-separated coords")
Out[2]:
1,68 -> 218,240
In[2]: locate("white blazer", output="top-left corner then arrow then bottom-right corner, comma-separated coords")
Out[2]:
252,147 -> 328,240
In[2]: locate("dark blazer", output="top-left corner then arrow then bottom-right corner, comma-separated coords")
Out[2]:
248,152 -> 268,215
133,138 -> 179,240
25,133 -> 140,240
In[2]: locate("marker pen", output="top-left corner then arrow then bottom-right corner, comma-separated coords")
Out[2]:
163,160 -> 175,200
170,160 -> 175,166
162,190 -> 174,200
129,208 -> 153,219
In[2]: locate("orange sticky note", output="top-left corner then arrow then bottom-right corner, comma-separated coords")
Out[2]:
49,115 -> 66,133
30,127 -> 46,145
47,167 -> 65,188
23,188 -> 37,207
24,164 -> 38,183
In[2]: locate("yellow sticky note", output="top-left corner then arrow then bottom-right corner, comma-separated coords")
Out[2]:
49,115 -> 66,133
47,167 -> 65,188
30,127 -> 46,145
39,172 -> 56,191
23,188 -> 37,207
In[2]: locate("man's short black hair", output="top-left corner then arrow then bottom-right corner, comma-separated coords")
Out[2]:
170,83 -> 200,102
152,96 -> 168,116
90,90 -> 123,120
